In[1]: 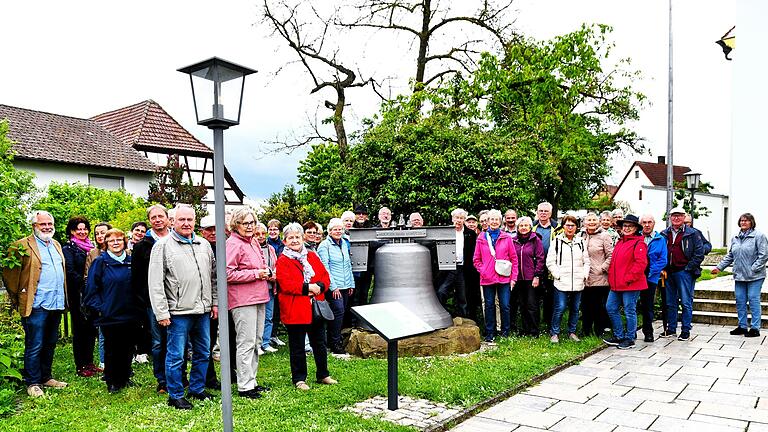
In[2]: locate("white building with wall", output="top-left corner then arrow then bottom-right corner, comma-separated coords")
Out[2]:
612,157 -> 729,248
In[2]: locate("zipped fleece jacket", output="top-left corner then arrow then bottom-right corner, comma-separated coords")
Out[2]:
148,231 -> 216,321
473,230 -> 519,285
83,253 -> 143,326
546,234 -> 590,292
512,232 -> 545,281
317,236 -> 354,290
645,231 -> 668,284
608,233 -> 648,292
225,232 -> 270,310
717,229 -> 768,281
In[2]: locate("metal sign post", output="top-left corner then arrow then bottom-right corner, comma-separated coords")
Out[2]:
351,302 -> 434,410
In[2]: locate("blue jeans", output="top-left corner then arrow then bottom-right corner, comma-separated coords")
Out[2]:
735,278 -> 764,330
261,289 -> 275,350
148,308 -> 166,385
606,290 -> 641,340
665,270 -> 695,332
166,314 -> 210,399
326,289 -> 350,351
483,284 -> 511,338
21,308 -> 62,385
551,290 -> 581,335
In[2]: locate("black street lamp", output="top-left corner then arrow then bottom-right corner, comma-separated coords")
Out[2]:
684,171 -> 701,227
178,57 -> 256,432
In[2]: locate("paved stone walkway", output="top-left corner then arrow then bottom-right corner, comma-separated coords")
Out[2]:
451,322 -> 768,432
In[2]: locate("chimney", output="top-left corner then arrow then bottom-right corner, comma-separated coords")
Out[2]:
657,156 -> 666,164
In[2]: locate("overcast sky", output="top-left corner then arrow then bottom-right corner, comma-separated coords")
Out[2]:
0,0 -> 733,201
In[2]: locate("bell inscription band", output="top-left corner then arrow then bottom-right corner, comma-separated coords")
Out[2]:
348,226 -> 457,330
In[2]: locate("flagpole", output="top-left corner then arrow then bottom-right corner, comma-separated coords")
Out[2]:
666,0 -> 674,225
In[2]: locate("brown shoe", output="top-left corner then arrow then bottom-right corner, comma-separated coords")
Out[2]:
316,376 -> 338,385
43,378 -> 68,388
295,381 -> 310,391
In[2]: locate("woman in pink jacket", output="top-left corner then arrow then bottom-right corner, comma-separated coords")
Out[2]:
226,208 -> 271,399
473,209 -> 519,342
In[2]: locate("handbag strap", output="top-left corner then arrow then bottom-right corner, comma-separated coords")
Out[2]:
486,232 -> 497,259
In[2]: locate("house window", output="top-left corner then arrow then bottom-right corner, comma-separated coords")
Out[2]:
89,174 -> 124,190
638,190 -> 643,200
635,170 -> 640,179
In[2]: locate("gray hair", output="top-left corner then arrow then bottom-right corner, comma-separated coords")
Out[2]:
283,222 -> 304,237
537,202 -> 553,212
29,210 -> 54,225
451,208 -> 468,218
478,209 -> 489,217
640,214 -> 656,224
584,212 -> 599,221
229,207 -> 257,231
516,216 -> 533,227
327,218 -> 344,232
341,211 -> 355,222
611,208 -> 624,217
146,204 -> 168,219
255,222 -> 267,232
599,210 -> 612,219
486,209 -> 503,221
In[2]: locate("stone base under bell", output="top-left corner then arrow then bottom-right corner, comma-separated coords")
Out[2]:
344,317 -> 481,358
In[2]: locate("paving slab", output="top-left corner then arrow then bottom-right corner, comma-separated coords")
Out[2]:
450,323 -> 761,432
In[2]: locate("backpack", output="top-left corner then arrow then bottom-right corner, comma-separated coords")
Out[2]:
554,236 -> 584,266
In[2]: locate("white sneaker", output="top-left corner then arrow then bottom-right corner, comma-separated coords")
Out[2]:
263,346 -> 278,353
133,354 -> 149,364
270,336 -> 286,347
99,363 -> 105,370
27,385 -> 44,397
257,347 -> 265,356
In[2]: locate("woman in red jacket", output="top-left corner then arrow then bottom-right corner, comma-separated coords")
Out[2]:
275,223 -> 336,391
604,215 -> 648,350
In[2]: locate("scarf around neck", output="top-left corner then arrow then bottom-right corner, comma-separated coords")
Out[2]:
282,246 -> 315,283
71,236 -> 94,253
107,250 -> 127,263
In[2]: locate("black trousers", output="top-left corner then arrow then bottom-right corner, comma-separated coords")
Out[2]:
508,286 -> 520,333
517,280 -> 540,336
437,265 -> 468,317
465,282 -> 482,325
638,282 -> 659,336
286,321 -> 329,384
581,286 -> 610,336
101,323 -> 136,388
70,302 -> 98,370
540,277 -> 555,329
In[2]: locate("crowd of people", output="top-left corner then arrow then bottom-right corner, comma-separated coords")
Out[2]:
2,202 -> 765,410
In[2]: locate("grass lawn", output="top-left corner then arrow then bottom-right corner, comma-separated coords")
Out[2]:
697,268 -> 732,281
1,332 -> 601,431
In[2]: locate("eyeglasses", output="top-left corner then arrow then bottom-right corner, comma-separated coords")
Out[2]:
305,231 -> 317,235
238,221 -> 256,227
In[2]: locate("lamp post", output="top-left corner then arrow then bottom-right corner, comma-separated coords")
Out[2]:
684,171 -> 701,227
178,57 -> 256,432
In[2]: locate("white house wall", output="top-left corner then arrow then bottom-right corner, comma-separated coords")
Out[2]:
14,160 -> 153,198
612,165 -> 653,212
730,2 -> 768,241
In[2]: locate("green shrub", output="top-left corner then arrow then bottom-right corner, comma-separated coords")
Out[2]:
0,297 -> 24,417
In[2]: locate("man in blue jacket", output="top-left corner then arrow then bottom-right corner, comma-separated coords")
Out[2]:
638,215 -> 668,342
659,208 -> 705,341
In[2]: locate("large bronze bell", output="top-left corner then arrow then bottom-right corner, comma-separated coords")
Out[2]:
348,226 -> 458,330
370,243 -> 453,329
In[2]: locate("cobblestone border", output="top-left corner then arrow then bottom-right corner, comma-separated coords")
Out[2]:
424,342 -> 610,432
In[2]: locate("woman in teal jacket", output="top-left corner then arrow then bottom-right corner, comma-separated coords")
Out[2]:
317,218 -> 354,354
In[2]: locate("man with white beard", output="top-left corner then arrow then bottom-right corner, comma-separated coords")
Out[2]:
2,210 -> 69,398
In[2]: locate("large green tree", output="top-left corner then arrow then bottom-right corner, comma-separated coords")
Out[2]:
474,24 -> 646,215
298,25 -> 646,221
0,119 -> 37,270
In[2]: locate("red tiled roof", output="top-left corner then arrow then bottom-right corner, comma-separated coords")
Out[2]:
635,161 -> 691,187
604,184 -> 618,197
92,100 -> 213,155
0,104 -> 156,172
